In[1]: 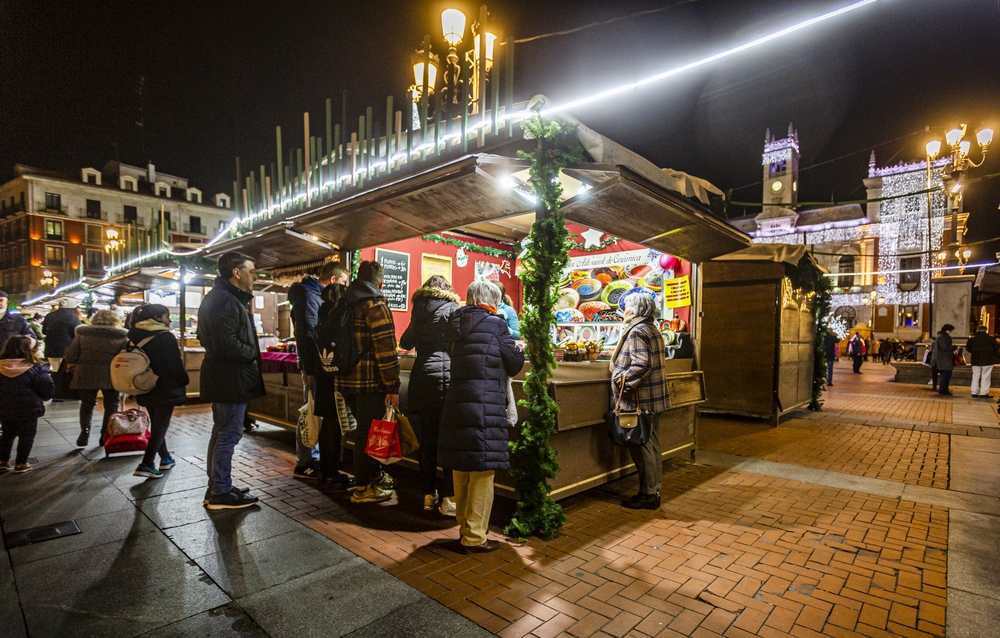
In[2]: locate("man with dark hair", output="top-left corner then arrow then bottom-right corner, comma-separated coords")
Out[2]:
198,251 -> 264,509
339,260 -> 400,504
287,260 -> 351,479
0,291 -> 36,353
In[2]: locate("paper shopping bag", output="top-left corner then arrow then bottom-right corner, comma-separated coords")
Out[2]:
298,390 -> 322,448
395,411 -> 420,457
365,406 -> 403,464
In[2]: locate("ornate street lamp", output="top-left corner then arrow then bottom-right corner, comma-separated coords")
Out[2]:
105,228 -> 122,269
39,269 -> 57,287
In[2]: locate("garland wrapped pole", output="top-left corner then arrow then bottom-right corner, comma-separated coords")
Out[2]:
505,108 -> 584,540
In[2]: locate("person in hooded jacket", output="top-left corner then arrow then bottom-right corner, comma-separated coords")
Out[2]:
399,276 -> 460,516
128,304 -> 190,479
439,280 -> 525,553
42,299 -> 81,398
63,309 -> 127,447
934,324 -> 956,396
0,336 -> 54,474
287,262 -> 349,480
0,290 -> 37,353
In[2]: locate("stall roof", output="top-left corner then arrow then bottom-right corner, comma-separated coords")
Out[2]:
205,112 -> 750,268
90,267 -> 217,296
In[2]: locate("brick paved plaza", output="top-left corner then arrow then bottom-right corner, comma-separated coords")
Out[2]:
2,359 -> 1000,637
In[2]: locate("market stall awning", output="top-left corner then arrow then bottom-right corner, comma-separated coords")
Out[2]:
90,267 -> 216,297
204,225 -> 339,270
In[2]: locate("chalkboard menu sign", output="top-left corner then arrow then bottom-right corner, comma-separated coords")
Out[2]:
375,248 -> 410,311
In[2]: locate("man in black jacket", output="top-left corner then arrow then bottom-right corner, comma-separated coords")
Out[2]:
198,252 -> 264,510
287,262 -> 349,479
823,329 -> 839,387
966,325 -> 999,398
0,291 -> 36,352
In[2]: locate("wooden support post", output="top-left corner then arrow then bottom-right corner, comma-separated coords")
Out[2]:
434,92 -> 442,156
366,106 -> 373,174
478,5 -> 488,147
506,34 -> 514,136
394,110 -> 402,166
276,126 -> 284,211
304,112 -> 311,206
461,61 -> 470,153
385,96 -> 394,173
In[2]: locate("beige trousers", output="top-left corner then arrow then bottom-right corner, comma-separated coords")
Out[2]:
453,469 -> 495,547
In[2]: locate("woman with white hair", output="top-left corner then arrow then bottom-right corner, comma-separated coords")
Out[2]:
438,279 -> 524,553
610,292 -> 667,510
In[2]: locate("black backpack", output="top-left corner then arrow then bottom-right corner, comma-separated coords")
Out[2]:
315,301 -> 364,376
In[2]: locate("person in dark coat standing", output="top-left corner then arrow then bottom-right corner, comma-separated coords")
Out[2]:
197,252 -> 264,510
0,291 -> 37,353
312,282 -> 355,490
128,304 -> 190,480
63,310 -> 127,447
933,324 -> 956,396
0,336 -> 54,474
823,329 -> 839,387
965,326 -> 999,398
42,298 -> 81,399
439,280 -> 525,553
848,332 -> 865,374
287,262 -> 349,480
399,276 -> 460,515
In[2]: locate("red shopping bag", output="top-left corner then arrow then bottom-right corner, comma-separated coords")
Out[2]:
364,406 -> 403,464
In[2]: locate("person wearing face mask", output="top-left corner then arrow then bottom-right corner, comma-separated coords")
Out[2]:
127,304 -> 189,479
610,293 -> 668,511
198,252 -> 264,509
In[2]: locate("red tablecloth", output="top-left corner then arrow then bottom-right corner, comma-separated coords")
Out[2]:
260,351 -> 300,374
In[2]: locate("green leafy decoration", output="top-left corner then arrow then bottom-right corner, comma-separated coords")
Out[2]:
787,255 -> 833,410
505,108 -> 585,541
420,234 -> 516,259
568,234 -> 620,252
351,249 -> 362,280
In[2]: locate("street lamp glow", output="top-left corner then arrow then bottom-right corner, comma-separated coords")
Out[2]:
977,127 -> 994,148
959,140 -> 971,157
925,140 -> 941,158
441,9 -> 466,47
412,58 -> 438,92
474,32 -> 497,69
946,127 -> 964,147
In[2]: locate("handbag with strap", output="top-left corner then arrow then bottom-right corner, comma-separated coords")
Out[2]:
605,373 -> 652,448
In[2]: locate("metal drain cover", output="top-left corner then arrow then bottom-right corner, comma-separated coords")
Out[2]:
5,520 -> 81,548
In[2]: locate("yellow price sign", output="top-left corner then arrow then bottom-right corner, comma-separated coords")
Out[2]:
663,275 -> 691,309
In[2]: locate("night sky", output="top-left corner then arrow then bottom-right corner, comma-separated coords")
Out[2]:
2,1 -> 998,251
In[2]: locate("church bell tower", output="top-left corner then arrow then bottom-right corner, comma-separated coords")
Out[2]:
762,123 -> 800,212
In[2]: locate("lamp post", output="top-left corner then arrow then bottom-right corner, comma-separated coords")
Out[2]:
39,269 -> 57,288
862,288 -> 884,336
105,228 -> 122,270
925,123 -> 993,267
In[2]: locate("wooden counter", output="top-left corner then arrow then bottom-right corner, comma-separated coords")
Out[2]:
245,354 -> 706,502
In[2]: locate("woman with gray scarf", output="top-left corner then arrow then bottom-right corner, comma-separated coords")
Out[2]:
610,293 -> 668,510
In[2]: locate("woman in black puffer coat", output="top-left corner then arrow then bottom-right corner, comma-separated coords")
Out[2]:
439,280 -> 524,553
399,276 -> 460,515
127,304 -> 189,479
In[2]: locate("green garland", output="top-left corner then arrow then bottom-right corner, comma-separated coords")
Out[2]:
505,109 -> 584,541
420,234 -> 516,259
351,249 -> 362,280
787,255 -> 833,410
568,234 -> 620,252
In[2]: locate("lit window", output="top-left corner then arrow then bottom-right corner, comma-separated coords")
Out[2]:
46,220 -> 63,240
45,245 -> 64,267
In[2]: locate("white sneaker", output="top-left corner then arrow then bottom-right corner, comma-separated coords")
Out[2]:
438,497 -> 456,517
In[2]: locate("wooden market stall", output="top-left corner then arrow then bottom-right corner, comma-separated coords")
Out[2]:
699,245 -> 819,424
205,113 -> 750,500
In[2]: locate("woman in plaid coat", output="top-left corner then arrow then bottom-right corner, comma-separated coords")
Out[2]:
610,293 -> 667,510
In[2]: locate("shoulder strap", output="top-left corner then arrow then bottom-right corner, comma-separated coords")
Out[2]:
133,333 -> 165,349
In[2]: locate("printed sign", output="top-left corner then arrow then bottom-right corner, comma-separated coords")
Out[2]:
663,276 -> 692,309
564,249 -> 650,272
375,248 -> 410,311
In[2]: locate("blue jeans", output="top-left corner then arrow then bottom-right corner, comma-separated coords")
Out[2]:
208,402 -> 246,496
827,360 -> 835,386
938,369 -> 953,395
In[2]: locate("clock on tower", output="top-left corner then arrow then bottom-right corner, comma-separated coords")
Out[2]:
762,123 -> 800,213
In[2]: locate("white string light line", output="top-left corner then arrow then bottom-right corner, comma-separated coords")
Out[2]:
531,0 -> 880,118
824,262 -> 992,278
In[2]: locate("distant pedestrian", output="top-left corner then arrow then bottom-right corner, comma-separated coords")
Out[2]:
870,337 -> 880,362
439,280 -> 524,552
823,329 -> 838,387
881,338 -> 893,365
965,326 -> 998,398
63,309 -> 127,447
198,252 -> 264,509
42,298 -> 81,399
128,304 -> 189,479
336,261 -> 401,505
399,276 -> 460,515
0,336 -> 54,474
848,332 -> 865,374
934,324 -> 956,396
287,262 -> 350,480
0,291 -> 37,353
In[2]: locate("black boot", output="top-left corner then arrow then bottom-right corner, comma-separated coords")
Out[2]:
622,492 -> 661,510
76,428 -> 90,447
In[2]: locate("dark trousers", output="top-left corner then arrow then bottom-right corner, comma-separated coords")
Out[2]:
318,415 -> 342,478
343,393 -> 386,488
415,408 -> 454,498
79,388 -> 120,437
141,404 -> 174,467
931,364 -> 939,390
938,369 -> 953,395
851,355 -> 863,373
628,412 -> 662,495
0,417 -> 38,465
826,360 -> 835,386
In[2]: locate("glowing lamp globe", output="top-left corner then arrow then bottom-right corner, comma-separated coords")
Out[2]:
412,58 -> 438,90
657,253 -> 678,271
474,32 -> 497,69
977,127 -> 994,148
441,9 -> 466,47
925,140 -> 941,158
946,127 -> 964,147
960,140 -> 971,157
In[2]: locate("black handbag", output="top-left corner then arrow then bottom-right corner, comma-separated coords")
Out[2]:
605,373 -> 651,447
